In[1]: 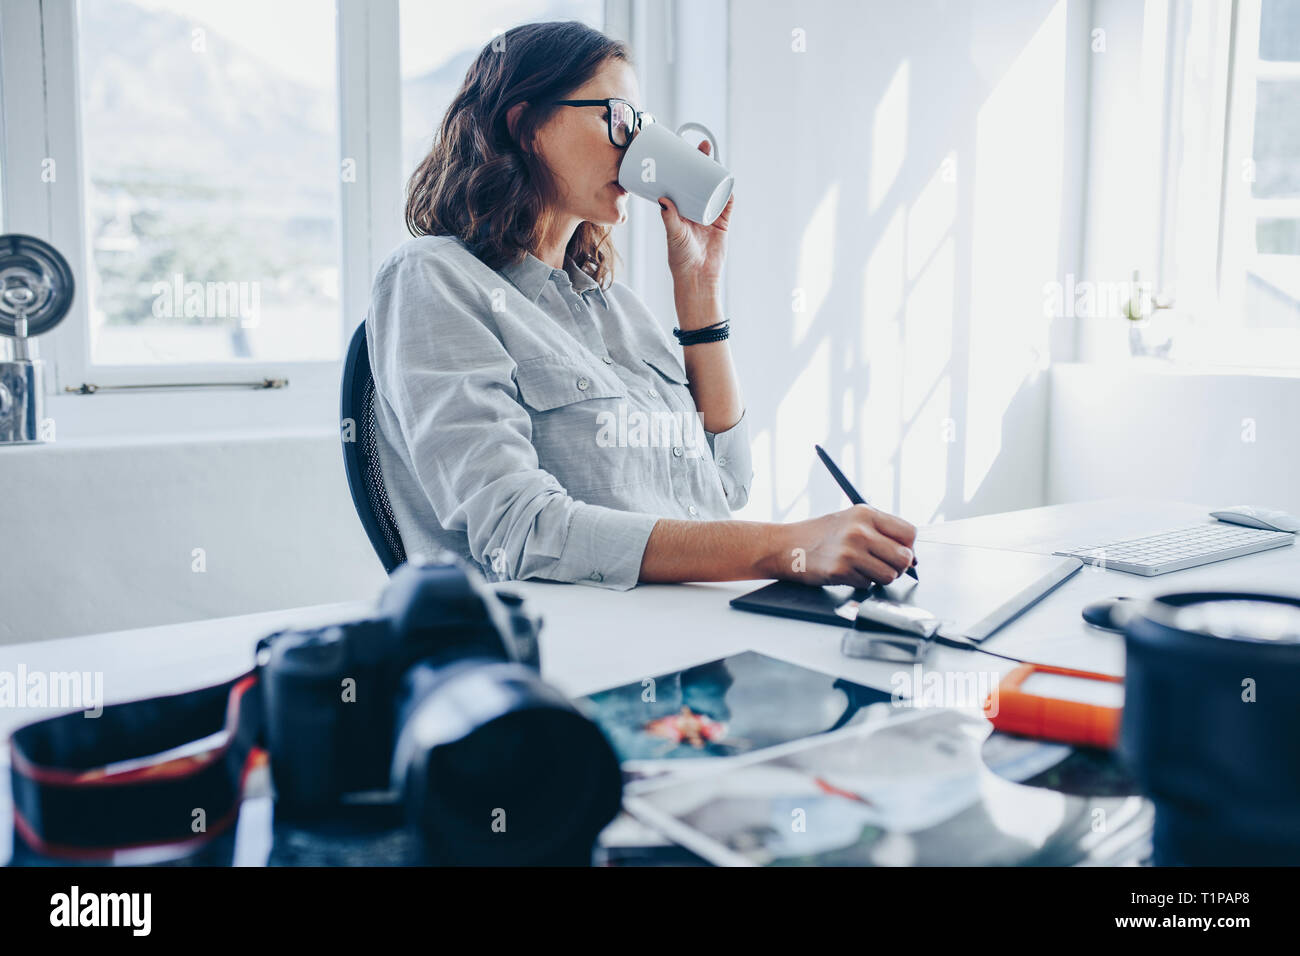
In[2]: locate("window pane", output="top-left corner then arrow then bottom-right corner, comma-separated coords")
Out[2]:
1246,7 -> 1300,333
1260,0 -> 1300,62
399,1 -> 605,190
78,0 -> 342,365
1251,80 -> 1300,199
1257,218 -> 1300,255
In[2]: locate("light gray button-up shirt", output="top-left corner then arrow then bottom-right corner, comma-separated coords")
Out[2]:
365,235 -> 753,590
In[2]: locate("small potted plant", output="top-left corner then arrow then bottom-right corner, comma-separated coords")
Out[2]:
1125,269 -> 1175,358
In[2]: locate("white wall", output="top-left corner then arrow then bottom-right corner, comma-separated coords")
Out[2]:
724,0 -> 1090,527
1048,364 -> 1300,514
0,430 -> 388,644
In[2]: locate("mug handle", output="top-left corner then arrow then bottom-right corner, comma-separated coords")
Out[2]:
674,121 -> 722,166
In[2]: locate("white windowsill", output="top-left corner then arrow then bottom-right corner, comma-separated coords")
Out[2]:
0,424 -> 339,453
1059,358 -> 1300,380
27,380 -> 342,444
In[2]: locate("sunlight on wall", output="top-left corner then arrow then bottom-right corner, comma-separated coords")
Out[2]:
860,208 -> 906,512
900,376 -> 952,520
963,0 -> 1065,504
908,153 -> 958,280
793,182 -> 840,346
865,207 -> 907,329
775,337 -> 831,520
891,154 -> 960,521
901,237 -> 956,520
902,237 -> 955,424
837,346 -> 857,490
870,59 -> 910,213
728,0 -> 1078,525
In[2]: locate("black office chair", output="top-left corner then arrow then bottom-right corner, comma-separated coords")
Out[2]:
341,320 -> 407,573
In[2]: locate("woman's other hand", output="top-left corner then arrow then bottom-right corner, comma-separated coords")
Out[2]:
765,505 -> 918,588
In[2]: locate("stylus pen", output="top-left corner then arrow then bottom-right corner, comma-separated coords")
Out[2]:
814,444 -> 919,580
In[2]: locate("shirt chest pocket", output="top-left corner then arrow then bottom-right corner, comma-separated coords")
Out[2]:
514,354 -> 636,495
640,352 -> 694,414
642,353 -> 689,388
515,354 -> 627,412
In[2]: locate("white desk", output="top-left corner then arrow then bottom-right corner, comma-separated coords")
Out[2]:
4,498 -> 1299,729
3,498 -> 1297,862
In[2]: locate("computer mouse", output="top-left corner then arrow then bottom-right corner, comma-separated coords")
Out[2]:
1211,506 -> 1300,533
1082,596 -> 1138,632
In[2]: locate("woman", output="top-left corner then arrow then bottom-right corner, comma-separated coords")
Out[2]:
366,20 -> 917,590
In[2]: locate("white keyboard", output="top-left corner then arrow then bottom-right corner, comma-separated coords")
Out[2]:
1054,523 -> 1296,576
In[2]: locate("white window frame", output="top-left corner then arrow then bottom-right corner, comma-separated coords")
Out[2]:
1,0 -> 405,402
610,0 -> 729,335
0,0 -> 666,437
1218,0 -> 1300,321
1159,0 -> 1300,367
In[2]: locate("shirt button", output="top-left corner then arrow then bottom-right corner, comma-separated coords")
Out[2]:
648,389 -> 660,399
673,446 -> 683,457
688,505 -> 698,516
717,456 -> 728,467
602,356 -> 614,364
589,571 -> 603,582
576,377 -> 589,391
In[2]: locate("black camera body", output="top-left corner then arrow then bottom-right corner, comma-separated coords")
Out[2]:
256,552 -> 622,865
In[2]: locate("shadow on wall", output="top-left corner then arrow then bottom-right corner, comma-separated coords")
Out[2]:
727,0 -> 1083,527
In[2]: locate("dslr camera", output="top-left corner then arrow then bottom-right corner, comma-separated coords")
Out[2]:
255,552 -> 622,865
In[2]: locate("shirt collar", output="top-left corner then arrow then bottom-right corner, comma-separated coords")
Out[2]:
566,258 -> 609,309
500,251 -> 608,310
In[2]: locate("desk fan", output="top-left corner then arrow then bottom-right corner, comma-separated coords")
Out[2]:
0,234 -> 75,444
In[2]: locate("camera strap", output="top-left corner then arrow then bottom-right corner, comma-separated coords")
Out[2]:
8,672 -> 265,861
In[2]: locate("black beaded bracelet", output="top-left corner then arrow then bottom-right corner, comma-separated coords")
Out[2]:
673,320 -> 730,346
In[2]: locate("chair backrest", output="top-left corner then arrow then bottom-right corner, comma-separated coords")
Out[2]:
341,321 -> 407,573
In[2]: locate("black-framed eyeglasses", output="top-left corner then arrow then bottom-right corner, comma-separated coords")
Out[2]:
552,97 -> 652,148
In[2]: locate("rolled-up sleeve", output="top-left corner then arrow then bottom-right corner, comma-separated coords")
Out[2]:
368,251 -> 660,590
704,409 -> 754,510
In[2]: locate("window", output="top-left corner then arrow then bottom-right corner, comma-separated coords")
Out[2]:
398,0 -> 605,189
0,0 -> 647,435
77,0 -> 343,366
1222,0 -> 1300,329
1162,0 -> 1300,366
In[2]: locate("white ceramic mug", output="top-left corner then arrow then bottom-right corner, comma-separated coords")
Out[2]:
617,120 -> 734,225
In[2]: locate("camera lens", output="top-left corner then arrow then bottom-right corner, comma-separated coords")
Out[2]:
1124,592 -> 1300,864
394,661 -> 621,865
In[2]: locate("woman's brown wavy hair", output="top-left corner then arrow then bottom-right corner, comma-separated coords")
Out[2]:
405,21 -> 629,289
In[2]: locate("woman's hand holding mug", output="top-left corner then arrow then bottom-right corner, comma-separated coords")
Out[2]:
658,140 -> 734,299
